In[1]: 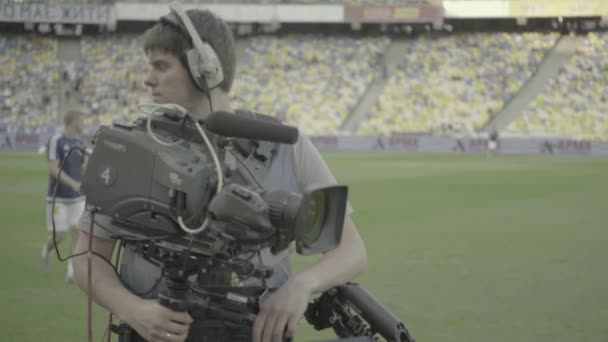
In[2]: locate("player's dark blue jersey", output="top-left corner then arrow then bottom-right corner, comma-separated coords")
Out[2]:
47,133 -> 85,201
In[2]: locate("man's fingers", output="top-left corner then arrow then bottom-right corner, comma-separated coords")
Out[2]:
271,314 -> 290,342
285,315 -> 299,339
164,320 -> 190,336
252,311 -> 268,342
261,312 -> 279,342
153,306 -> 192,342
150,330 -> 186,342
167,330 -> 188,342
164,309 -> 193,325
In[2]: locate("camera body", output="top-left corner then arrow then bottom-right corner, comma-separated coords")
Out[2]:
82,111 -> 347,259
83,119 -> 213,238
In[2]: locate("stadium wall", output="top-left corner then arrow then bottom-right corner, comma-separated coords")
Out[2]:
309,135 -> 608,156
2,126 -> 607,157
1,1 -> 606,25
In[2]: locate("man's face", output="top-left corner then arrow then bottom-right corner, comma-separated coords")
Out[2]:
74,117 -> 83,134
144,50 -> 200,107
68,116 -> 83,134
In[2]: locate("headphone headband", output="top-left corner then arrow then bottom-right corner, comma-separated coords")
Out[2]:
159,1 -> 224,92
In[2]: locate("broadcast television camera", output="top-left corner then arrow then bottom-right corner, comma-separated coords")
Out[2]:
81,106 -> 414,342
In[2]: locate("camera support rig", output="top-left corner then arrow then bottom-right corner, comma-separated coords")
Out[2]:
111,238 -> 414,342
82,109 -> 414,342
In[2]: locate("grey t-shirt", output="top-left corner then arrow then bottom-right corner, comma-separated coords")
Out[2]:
79,134 -> 353,296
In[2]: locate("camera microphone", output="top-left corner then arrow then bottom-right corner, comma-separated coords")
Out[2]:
204,111 -> 299,145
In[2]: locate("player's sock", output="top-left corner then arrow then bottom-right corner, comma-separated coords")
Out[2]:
41,244 -> 51,274
66,259 -> 74,284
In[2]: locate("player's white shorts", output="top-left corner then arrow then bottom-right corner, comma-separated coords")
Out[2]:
488,141 -> 497,151
46,200 -> 86,232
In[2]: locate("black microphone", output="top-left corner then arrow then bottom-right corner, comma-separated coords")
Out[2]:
204,111 -> 299,144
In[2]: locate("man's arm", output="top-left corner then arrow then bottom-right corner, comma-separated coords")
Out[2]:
72,232 -> 135,318
48,159 -> 81,192
293,215 -> 367,294
253,136 -> 368,342
73,228 -> 192,341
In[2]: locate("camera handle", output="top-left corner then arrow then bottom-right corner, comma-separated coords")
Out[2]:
158,272 -> 190,312
305,283 -> 414,342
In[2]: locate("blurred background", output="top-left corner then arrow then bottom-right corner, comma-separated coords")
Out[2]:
1,1 -> 607,341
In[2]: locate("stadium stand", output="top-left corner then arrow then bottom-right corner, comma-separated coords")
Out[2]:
117,0 -> 429,3
506,32 -> 608,140
0,35 -> 60,127
44,0 -> 115,3
231,34 -> 390,134
56,33 -> 389,134
118,0 -> 282,3
357,32 -> 560,136
2,30 -> 607,141
78,34 -> 149,127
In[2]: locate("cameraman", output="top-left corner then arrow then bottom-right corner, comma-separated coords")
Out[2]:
72,8 -> 367,342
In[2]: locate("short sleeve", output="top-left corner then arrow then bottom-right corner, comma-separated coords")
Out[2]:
78,206 -> 119,240
293,135 -> 354,217
48,135 -> 60,161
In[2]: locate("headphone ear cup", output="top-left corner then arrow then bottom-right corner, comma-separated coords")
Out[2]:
185,49 -> 209,93
184,43 -> 223,91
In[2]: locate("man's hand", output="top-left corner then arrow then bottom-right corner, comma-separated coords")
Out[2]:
124,299 -> 193,342
71,181 -> 81,193
252,275 -> 314,342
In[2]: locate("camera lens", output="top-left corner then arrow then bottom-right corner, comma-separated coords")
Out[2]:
302,190 -> 326,244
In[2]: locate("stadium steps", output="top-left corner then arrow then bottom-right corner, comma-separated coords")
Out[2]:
340,78 -> 387,132
57,37 -> 81,61
236,39 -> 247,64
340,39 -> 408,132
57,38 -> 82,116
482,34 -> 583,132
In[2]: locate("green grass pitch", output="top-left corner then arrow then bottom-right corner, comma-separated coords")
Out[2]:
1,152 -> 607,342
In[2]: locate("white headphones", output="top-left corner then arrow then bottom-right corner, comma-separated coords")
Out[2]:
161,1 -> 224,92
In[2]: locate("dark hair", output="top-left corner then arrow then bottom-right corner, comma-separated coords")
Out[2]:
143,9 -> 236,92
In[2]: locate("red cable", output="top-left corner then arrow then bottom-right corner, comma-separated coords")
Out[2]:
107,243 -> 123,342
104,313 -> 112,342
100,321 -> 109,342
88,212 -> 95,342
